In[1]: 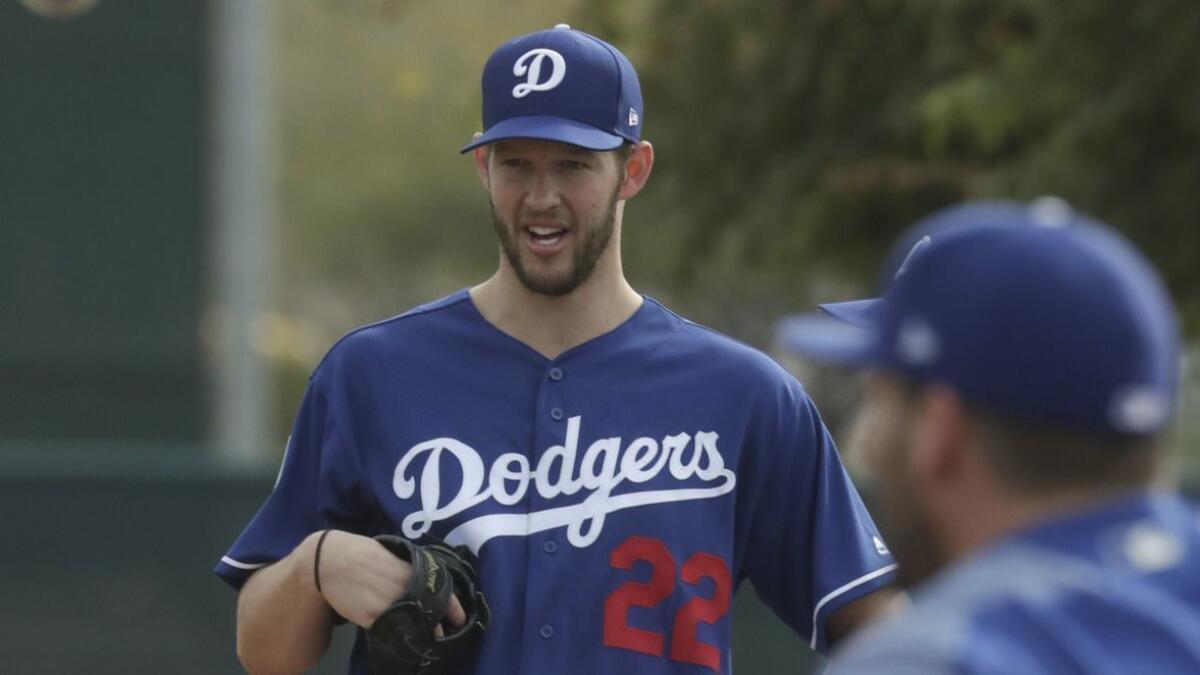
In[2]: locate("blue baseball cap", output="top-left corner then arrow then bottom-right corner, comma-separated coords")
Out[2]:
777,199 -> 1180,435
817,199 -> 1081,328
461,24 -> 643,153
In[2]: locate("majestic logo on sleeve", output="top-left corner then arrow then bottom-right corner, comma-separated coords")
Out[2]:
512,48 -> 567,98
393,416 -> 736,552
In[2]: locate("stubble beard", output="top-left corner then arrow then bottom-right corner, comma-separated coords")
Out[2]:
878,448 -> 950,590
490,183 -> 620,297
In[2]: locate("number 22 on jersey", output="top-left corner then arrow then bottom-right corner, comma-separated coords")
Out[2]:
603,536 -> 732,671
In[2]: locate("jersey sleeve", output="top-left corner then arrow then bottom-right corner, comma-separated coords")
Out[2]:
736,370 -> 897,654
214,360 -> 377,590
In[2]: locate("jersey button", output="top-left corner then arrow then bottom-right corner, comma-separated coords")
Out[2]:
539,624 -> 555,639
550,407 -> 564,421
542,540 -> 558,554
548,367 -> 563,381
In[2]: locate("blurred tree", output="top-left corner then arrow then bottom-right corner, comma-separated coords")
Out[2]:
585,0 -> 1200,335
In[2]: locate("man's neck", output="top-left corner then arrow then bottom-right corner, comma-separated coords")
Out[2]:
944,483 -> 1153,560
468,266 -> 643,360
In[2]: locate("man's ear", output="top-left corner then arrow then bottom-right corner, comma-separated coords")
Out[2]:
471,134 -> 490,190
909,384 -> 969,486
617,141 -> 654,201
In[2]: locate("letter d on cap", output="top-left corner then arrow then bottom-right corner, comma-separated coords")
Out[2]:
512,48 -> 566,98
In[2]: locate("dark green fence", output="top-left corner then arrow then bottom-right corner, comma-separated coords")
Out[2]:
0,0 -> 207,444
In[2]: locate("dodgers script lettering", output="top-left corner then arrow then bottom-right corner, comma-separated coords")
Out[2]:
392,416 -> 737,551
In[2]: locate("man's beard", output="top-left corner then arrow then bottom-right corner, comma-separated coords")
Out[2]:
876,452 -> 951,590
489,184 -> 620,297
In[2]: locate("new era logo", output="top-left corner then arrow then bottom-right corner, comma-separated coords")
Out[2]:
628,108 -> 639,127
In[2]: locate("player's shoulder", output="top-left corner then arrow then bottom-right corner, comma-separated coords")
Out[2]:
826,565 -> 1005,675
312,289 -> 474,377
644,296 -> 798,388
838,525 -> 1200,675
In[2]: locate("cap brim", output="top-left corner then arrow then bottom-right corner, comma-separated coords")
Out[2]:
461,115 -> 625,153
817,298 -> 883,328
775,314 -> 882,367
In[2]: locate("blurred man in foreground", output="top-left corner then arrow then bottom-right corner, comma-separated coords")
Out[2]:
778,200 -> 1200,673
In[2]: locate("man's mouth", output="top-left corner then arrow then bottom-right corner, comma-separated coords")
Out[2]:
526,225 -> 568,248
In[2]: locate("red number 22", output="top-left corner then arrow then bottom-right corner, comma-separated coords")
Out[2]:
603,536 -> 732,671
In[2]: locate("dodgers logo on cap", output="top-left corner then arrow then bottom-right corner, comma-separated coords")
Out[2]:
511,48 -> 566,98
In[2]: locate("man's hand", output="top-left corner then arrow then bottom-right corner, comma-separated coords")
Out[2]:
314,530 -> 466,631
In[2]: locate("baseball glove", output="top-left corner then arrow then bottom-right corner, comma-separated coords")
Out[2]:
367,535 -> 491,675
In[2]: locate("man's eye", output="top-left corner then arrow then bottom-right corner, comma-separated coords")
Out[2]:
560,160 -> 588,170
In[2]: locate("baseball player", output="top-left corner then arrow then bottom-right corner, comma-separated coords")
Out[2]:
778,200 -> 1200,673
217,25 -> 898,675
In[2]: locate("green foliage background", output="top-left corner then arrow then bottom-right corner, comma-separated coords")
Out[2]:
593,0 -> 1200,334
272,0 -> 1200,480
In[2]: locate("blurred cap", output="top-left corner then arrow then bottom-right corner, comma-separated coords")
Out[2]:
778,199 -> 1180,435
817,199 -> 1075,327
461,24 -> 643,153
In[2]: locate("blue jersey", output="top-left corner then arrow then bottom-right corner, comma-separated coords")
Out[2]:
827,492 -> 1200,675
215,290 -> 896,674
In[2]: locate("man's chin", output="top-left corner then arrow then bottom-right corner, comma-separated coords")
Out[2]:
885,520 -> 949,590
516,269 -> 582,297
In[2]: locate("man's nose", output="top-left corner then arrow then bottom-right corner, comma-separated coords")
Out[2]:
524,171 -> 563,211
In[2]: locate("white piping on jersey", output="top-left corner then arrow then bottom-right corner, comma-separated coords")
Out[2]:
809,563 -> 899,649
274,435 -> 292,489
220,556 -> 270,570
393,415 -> 737,550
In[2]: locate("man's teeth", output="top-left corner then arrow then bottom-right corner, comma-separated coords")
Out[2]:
528,226 -> 567,245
